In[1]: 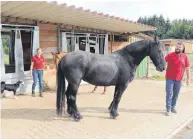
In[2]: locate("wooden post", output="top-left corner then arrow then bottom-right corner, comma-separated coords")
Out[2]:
146,56 -> 150,78
111,33 -> 113,53
57,26 -> 61,53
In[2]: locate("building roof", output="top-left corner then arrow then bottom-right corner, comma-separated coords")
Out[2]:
135,33 -> 153,40
1,1 -> 156,33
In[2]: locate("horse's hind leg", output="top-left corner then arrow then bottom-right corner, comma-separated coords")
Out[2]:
101,86 -> 106,95
66,83 -> 82,121
91,86 -> 97,93
65,85 -> 73,116
109,84 -> 128,119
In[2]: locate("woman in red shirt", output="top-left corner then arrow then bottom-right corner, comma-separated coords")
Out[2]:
30,48 -> 45,97
165,42 -> 190,116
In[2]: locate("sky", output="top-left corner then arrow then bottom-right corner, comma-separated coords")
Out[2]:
53,0 -> 193,22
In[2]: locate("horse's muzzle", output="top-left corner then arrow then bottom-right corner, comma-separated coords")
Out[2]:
156,67 -> 165,72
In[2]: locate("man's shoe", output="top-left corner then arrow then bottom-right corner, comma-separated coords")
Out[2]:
171,108 -> 177,113
32,91 -> 35,97
39,93 -> 43,97
166,111 -> 171,116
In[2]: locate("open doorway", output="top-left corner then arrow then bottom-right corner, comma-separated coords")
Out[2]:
21,30 -> 33,71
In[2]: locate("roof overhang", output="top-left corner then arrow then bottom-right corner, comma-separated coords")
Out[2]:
1,1 -> 156,33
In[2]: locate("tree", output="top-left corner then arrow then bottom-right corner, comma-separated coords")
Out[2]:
137,15 -> 193,39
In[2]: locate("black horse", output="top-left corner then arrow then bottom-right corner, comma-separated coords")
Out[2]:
56,36 -> 165,121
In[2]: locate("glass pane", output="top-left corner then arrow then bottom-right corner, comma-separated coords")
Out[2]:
79,37 -> 86,51
1,31 -> 16,73
2,34 -> 10,64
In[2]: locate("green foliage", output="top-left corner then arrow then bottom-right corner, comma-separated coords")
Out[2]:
2,36 -> 9,55
137,15 -> 193,39
151,75 -> 165,80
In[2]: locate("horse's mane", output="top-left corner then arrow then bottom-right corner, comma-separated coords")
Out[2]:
113,39 -> 151,54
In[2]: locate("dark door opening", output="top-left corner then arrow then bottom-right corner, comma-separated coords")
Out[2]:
79,37 -> 86,51
21,30 -> 33,71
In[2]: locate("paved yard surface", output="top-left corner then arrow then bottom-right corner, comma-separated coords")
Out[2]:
1,80 -> 193,139
172,120 -> 193,139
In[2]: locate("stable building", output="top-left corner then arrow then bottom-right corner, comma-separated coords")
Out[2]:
0,1 -> 156,93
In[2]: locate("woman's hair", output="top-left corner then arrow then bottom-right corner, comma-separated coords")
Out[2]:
36,48 -> 42,51
177,42 -> 185,53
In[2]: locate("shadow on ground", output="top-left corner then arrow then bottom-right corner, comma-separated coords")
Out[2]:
1,107 -> 165,121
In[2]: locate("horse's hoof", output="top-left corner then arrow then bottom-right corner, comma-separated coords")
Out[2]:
67,109 -> 73,116
53,117 -> 63,120
57,112 -> 63,118
74,118 -> 80,122
72,115 -> 82,122
110,115 -> 117,119
72,113 -> 83,122
110,114 -> 118,119
110,111 -> 119,119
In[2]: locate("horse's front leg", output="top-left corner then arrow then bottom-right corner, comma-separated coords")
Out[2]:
101,86 -> 107,95
66,83 -> 82,121
108,85 -> 118,111
109,84 -> 128,119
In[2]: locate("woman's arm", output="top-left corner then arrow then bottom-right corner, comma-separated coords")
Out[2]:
30,61 -> 34,77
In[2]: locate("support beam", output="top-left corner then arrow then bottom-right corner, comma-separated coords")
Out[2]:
1,16 -> 36,25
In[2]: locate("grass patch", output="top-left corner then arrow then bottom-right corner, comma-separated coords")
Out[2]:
4,54 -> 9,64
150,75 -> 166,80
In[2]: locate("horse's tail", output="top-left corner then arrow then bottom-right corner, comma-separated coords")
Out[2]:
56,58 -> 66,117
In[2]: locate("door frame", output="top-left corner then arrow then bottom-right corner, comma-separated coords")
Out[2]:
0,24 -> 39,93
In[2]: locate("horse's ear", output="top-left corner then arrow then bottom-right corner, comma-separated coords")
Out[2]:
154,36 -> 159,44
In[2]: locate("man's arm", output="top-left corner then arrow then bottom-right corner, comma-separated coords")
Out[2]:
186,66 -> 190,79
186,66 -> 190,84
185,56 -> 191,85
42,57 -> 45,68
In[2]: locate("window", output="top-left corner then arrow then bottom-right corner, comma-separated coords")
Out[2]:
1,31 -> 16,73
114,35 -> 128,42
62,32 -> 107,54
66,37 -> 75,52
1,28 -> 33,73
79,37 -> 86,51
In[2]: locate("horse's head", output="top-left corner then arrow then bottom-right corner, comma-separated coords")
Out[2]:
148,36 -> 165,72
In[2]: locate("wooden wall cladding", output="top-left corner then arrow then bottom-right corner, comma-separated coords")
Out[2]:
38,23 -> 57,48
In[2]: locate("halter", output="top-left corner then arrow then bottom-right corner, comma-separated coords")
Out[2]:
147,40 -> 164,67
